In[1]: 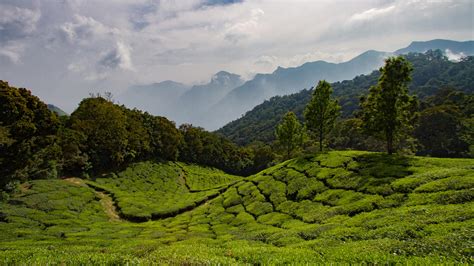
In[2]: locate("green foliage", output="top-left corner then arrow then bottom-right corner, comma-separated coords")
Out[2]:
178,124 -> 253,175
361,56 -> 418,154
179,163 -> 242,191
304,80 -> 341,151
0,151 -> 473,264
70,97 -> 128,171
88,162 -> 230,220
0,81 -> 60,186
218,51 -> 473,158
142,112 -> 181,161
275,112 -> 304,159
415,87 -> 473,157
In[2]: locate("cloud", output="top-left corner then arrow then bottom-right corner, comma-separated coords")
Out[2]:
445,49 -> 466,62
0,0 -> 472,114
349,5 -> 396,23
0,3 -> 40,63
341,0 -> 472,36
99,41 -> 134,71
0,4 -> 40,43
0,42 -> 25,63
59,14 -> 119,44
224,8 -> 264,44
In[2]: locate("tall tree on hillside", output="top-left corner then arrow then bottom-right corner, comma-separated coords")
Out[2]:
70,97 -> 128,171
361,56 -> 418,154
304,80 -> 340,151
276,111 -> 304,159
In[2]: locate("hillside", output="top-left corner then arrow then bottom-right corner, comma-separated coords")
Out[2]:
1,151 -> 473,264
117,80 -> 190,120
217,51 -> 474,145
115,39 -> 473,130
204,50 -> 389,130
395,39 -> 474,55
47,104 -> 68,116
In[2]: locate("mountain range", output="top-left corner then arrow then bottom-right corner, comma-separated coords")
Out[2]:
117,39 -> 473,130
216,50 -> 474,146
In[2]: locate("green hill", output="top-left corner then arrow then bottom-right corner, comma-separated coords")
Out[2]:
47,104 -> 68,116
0,151 -> 472,264
217,51 -> 474,146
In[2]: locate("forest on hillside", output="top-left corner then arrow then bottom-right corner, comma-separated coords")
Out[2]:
0,82 -> 271,191
217,50 -> 473,158
1,51 -> 473,193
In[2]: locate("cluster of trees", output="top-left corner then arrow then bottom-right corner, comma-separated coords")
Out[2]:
218,51 -> 474,150
1,51 -> 472,188
276,55 -> 471,158
0,81 -> 273,188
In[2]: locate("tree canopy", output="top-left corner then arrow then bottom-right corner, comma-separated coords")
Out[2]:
304,80 -> 340,151
361,56 -> 418,154
276,111 -> 304,159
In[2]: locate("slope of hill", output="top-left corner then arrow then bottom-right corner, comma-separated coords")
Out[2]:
119,71 -> 243,126
118,80 -> 190,119
204,50 -> 389,130
117,39 -> 472,130
47,104 -> 68,116
217,51 -> 474,145
0,151 -> 473,264
176,71 -> 244,126
395,39 -> 474,55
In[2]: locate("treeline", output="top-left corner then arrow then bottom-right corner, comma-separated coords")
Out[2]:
0,81 -> 271,188
218,51 -> 473,158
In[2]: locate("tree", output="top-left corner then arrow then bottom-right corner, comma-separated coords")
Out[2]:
143,113 -> 181,161
361,56 -> 418,154
275,112 -> 304,159
304,80 -> 340,151
69,97 -> 128,171
0,81 -> 60,185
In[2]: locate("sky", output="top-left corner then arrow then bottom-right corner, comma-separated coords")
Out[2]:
0,0 -> 473,112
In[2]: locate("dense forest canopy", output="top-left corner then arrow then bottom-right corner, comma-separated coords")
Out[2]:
217,51 -> 474,156
0,82 -> 271,188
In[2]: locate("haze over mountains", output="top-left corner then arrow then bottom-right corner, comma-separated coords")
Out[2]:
118,39 -> 473,130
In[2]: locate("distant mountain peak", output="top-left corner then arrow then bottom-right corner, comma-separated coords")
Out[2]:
155,80 -> 185,87
211,71 -> 242,84
395,39 -> 474,55
47,104 -> 68,116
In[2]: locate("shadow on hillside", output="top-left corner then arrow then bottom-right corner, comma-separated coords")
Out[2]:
351,152 -> 414,179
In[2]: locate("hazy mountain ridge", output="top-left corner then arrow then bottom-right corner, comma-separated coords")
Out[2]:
120,39 -> 473,130
176,71 -> 244,125
217,51 -> 474,145
118,80 -> 190,119
395,39 -> 474,55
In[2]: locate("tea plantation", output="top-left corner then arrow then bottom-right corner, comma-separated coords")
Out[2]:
0,151 -> 473,264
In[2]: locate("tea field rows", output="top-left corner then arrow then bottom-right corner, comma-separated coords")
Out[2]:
0,151 -> 473,264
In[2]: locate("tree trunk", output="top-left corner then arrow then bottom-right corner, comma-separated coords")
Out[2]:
386,132 -> 394,155
319,128 -> 323,152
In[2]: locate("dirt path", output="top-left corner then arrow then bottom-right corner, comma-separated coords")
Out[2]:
64,178 -> 121,222
95,191 -> 121,222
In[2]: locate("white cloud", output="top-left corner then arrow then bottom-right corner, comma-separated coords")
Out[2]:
224,8 -> 264,43
445,49 -> 466,62
99,41 -> 134,71
0,4 -> 41,41
0,0 -> 472,112
0,42 -> 25,63
0,4 -> 40,63
59,15 -> 120,44
349,5 -> 396,23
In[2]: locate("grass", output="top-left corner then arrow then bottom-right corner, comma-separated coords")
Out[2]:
0,151 -> 473,264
